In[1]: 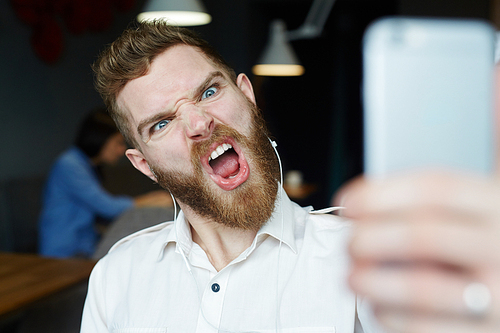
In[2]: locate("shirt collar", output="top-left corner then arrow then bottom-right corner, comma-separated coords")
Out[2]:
158,187 -> 298,261
156,209 -> 191,261
253,189 -> 297,254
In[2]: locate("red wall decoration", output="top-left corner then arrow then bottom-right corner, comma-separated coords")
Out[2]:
11,0 -> 136,64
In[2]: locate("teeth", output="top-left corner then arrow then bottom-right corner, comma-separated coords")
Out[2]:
209,143 -> 233,162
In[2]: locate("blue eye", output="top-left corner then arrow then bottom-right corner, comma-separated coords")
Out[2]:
153,119 -> 170,132
202,87 -> 217,100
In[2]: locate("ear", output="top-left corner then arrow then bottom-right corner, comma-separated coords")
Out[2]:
236,73 -> 256,104
125,148 -> 157,182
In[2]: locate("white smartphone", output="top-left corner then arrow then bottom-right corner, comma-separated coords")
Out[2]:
362,17 -> 496,177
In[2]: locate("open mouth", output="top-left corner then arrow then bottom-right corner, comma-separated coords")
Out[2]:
209,143 -> 239,178
203,138 -> 250,191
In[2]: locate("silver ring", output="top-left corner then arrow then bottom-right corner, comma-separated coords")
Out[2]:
463,282 -> 492,317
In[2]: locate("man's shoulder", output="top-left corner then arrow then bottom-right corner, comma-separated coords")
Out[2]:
55,147 -> 85,165
107,220 -> 175,255
51,147 -> 91,177
298,204 -> 351,231
91,221 -> 175,281
288,203 -> 352,250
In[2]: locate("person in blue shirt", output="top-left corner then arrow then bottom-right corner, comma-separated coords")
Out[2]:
39,109 -> 171,258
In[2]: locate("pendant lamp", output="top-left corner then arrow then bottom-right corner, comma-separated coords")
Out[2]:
137,0 -> 212,26
253,0 -> 336,76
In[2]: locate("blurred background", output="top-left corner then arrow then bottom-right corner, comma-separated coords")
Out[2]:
0,0 -> 499,332
0,0 -> 497,254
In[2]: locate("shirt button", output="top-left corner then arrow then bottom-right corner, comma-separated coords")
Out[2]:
211,283 -> 220,293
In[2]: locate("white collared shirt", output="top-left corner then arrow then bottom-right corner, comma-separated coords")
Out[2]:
81,192 -> 379,333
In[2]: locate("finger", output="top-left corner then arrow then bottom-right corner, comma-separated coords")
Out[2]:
349,216 -> 500,268
350,264 -> 500,329
350,264 -> 471,316
373,306 -> 499,333
335,171 -> 500,222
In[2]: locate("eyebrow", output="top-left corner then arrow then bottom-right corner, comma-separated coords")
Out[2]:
135,71 -> 227,139
137,112 -> 170,140
194,71 -> 225,98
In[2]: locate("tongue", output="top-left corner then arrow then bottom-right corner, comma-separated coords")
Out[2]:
211,150 -> 239,178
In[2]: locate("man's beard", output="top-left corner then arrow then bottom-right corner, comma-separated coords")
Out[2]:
150,102 -> 280,231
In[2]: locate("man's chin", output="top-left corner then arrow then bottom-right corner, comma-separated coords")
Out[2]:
153,164 -> 278,231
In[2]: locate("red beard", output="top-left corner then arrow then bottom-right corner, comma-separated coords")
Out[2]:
150,103 -> 280,231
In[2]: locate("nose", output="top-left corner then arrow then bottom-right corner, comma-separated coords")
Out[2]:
181,104 -> 214,140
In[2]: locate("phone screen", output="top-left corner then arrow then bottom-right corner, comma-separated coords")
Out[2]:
362,17 -> 496,177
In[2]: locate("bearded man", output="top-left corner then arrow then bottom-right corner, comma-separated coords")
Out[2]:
81,21 -> 378,333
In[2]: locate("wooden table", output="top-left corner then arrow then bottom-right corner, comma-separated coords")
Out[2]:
0,252 -> 96,318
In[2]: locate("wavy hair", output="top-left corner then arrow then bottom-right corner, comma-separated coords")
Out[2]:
93,21 -> 236,148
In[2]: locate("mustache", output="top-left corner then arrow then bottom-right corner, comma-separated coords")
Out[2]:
190,124 -> 249,167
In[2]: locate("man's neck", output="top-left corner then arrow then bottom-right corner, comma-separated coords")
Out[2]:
181,206 -> 257,272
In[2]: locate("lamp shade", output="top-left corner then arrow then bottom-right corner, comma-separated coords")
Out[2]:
252,19 -> 305,76
137,0 -> 211,26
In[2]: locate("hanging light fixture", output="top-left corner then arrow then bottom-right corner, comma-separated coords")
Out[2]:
253,0 -> 336,77
252,20 -> 305,76
137,0 -> 212,26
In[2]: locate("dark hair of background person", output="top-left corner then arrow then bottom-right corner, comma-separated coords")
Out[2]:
75,109 -> 119,159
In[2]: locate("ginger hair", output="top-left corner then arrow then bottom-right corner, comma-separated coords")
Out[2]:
93,21 -> 236,148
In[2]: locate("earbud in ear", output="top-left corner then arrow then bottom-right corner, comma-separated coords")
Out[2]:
148,164 -> 158,179
268,137 -> 278,148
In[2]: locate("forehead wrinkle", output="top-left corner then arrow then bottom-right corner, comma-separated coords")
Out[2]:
119,74 -> 173,139
118,47 -> 231,144
136,71 -> 226,136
